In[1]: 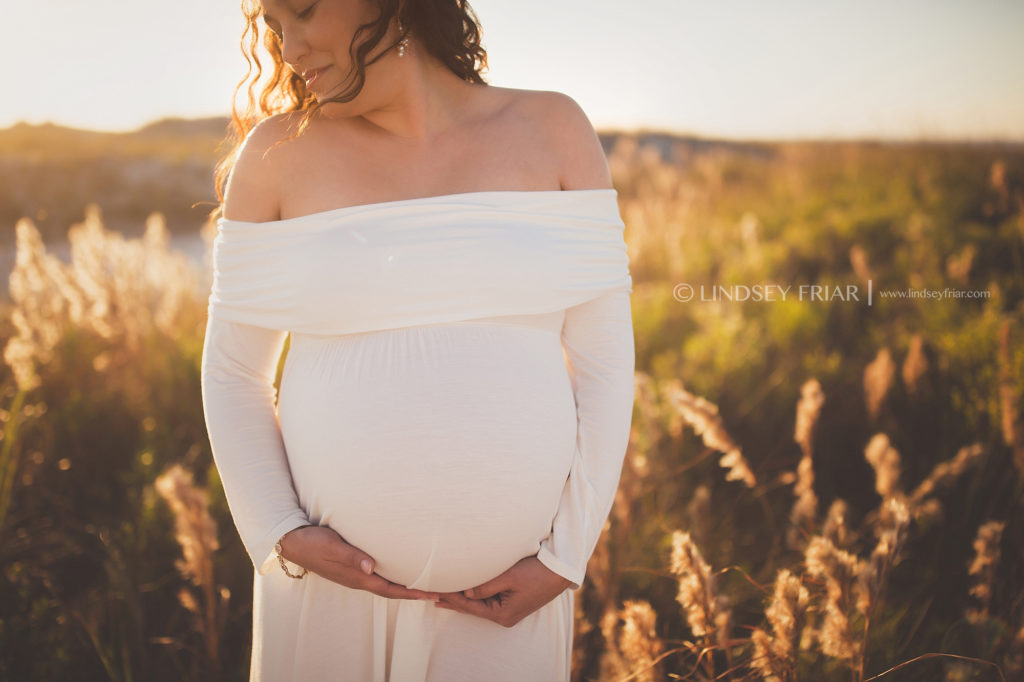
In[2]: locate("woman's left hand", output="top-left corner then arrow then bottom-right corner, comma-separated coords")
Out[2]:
434,555 -> 573,628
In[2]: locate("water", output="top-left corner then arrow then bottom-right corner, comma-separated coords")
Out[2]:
0,230 -> 209,302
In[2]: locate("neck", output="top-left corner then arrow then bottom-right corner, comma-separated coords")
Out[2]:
355,38 -> 481,145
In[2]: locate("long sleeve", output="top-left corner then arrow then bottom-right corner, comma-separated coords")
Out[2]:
200,311 -> 313,576
536,288 -> 636,590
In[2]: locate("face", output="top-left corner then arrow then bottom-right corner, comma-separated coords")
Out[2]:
259,0 -> 390,102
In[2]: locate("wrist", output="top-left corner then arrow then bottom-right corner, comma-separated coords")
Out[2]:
276,524 -> 316,561
532,555 -> 574,589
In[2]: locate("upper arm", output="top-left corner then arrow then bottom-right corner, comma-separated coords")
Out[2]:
221,113 -> 296,223
536,92 -> 613,191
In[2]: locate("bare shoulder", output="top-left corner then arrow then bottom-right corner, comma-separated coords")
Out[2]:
506,89 -> 613,191
222,111 -> 304,222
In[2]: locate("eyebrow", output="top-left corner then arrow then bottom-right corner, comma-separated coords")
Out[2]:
259,2 -> 293,24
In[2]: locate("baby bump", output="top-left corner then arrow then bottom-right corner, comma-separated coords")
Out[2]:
277,323 -> 578,593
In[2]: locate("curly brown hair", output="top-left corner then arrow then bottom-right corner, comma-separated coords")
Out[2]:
210,0 -> 490,222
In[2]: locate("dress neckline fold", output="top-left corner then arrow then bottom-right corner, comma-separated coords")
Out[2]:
208,185 -> 631,335
218,188 -> 617,227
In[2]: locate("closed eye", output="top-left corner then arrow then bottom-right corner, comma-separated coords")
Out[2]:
262,1 -> 318,38
262,14 -> 282,37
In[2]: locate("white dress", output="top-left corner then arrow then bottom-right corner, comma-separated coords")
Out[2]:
200,188 -> 635,682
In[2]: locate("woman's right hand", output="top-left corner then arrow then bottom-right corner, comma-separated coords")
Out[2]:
278,525 -> 440,601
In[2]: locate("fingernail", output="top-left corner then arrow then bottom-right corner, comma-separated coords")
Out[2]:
360,559 -> 372,574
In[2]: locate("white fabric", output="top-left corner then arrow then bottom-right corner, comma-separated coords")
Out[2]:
208,189 -> 632,335
200,188 -> 635,681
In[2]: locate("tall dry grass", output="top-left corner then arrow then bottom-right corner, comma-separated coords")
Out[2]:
1,205 -> 225,678
2,136 -> 1022,680
592,370 -> 1001,681
576,137 -> 1022,682
154,463 -> 231,675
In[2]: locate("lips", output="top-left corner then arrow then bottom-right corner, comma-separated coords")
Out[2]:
302,66 -> 329,86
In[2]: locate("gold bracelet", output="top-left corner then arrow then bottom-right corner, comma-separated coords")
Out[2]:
273,525 -> 315,579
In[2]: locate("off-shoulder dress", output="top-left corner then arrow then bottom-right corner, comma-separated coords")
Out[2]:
200,188 -> 635,682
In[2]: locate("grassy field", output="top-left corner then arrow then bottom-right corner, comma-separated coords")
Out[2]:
0,135 -> 1022,681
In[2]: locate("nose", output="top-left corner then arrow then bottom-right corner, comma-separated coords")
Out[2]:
279,27 -> 309,68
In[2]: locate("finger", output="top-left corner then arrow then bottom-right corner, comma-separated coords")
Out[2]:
327,541 -> 376,575
439,591 -> 501,620
386,579 -> 440,601
349,548 -> 375,575
363,574 -> 439,601
434,593 -> 468,611
463,574 -> 510,600
379,583 -> 437,601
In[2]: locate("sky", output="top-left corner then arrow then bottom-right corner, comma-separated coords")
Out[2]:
4,0 -> 1023,141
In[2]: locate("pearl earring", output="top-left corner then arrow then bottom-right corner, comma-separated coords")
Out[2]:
398,20 -> 409,57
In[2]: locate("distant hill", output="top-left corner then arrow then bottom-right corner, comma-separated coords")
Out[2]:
3,116 -> 1016,244
134,116 -> 232,138
0,118 -> 231,242
0,116 -> 776,242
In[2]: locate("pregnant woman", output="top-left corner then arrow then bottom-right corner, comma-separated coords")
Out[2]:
200,0 -> 635,680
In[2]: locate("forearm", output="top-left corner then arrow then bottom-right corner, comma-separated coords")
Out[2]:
537,289 -> 635,589
200,313 -> 311,575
